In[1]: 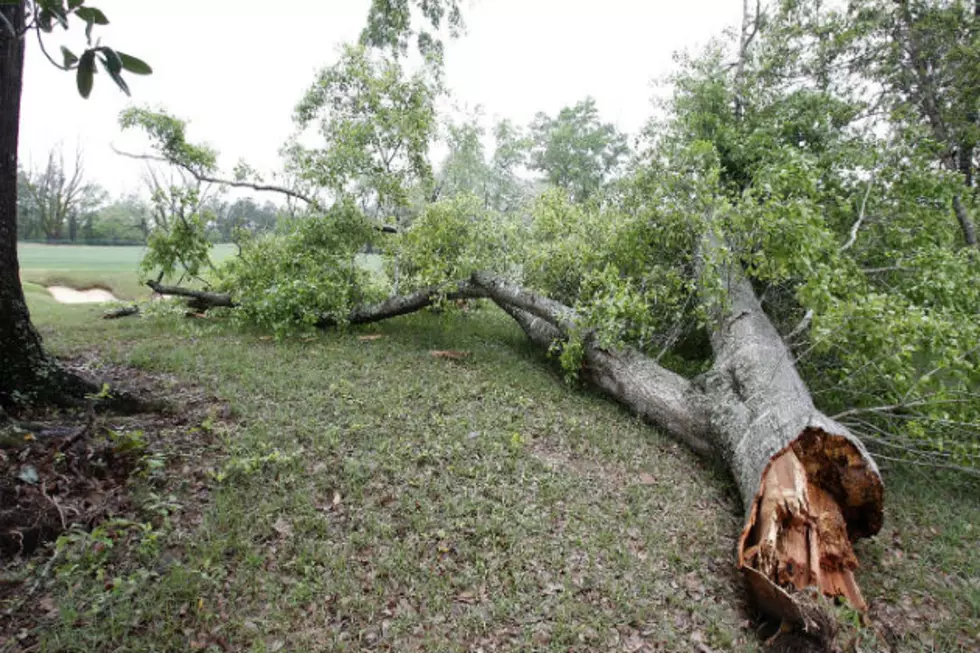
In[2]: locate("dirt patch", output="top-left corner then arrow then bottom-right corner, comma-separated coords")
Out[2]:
47,286 -> 118,304
0,356 -> 231,645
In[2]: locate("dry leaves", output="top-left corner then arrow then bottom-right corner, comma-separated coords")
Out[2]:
430,350 -> 471,361
358,334 -> 384,341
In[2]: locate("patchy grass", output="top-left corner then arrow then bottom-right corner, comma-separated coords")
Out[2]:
3,292 -> 979,652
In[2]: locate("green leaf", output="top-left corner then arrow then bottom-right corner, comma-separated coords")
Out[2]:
117,52 -> 152,75
60,46 -> 78,68
37,8 -> 54,32
77,50 -> 96,98
107,67 -> 131,96
68,0 -> 84,9
99,47 -> 122,74
75,6 -> 109,24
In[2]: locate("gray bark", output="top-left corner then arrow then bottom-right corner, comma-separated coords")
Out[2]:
474,272 -> 714,457
320,281 -> 487,327
701,254 -> 883,530
953,195 -> 978,247
147,281 -> 237,310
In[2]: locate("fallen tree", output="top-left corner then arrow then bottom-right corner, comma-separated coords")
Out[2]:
148,252 -> 884,642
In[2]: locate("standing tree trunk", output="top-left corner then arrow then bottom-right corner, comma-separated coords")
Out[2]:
0,1 -> 48,406
0,2 -> 96,408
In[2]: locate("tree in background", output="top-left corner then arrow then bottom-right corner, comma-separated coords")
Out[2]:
20,144 -> 105,241
435,112 -> 533,212
528,97 -> 629,203
85,194 -> 152,243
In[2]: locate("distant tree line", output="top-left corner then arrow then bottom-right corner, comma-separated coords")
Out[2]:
17,144 -> 281,245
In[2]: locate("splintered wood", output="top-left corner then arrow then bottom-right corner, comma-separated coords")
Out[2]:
739,446 -> 867,613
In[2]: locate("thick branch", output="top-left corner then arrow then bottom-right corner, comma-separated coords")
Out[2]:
472,272 -> 714,455
113,145 -> 400,233
146,281 -> 236,308
318,281 -> 487,328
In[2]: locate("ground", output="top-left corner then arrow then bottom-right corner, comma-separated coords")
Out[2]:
2,245 -> 979,652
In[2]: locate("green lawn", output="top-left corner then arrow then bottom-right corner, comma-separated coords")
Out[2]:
4,268 -> 979,652
17,243 -> 238,300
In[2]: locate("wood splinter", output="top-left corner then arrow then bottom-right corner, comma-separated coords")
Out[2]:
738,430 -> 879,629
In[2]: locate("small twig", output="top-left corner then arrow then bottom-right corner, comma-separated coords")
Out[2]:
831,398 -> 973,421
40,482 -> 67,530
841,172 -> 876,252
862,265 -> 909,274
785,308 -> 813,342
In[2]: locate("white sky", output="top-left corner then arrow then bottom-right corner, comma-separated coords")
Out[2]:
19,0 -> 742,198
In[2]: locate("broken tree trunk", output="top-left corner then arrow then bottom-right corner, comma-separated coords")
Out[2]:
470,266 -> 883,635
698,243 -> 883,627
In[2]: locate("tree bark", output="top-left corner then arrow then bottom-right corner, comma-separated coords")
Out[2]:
953,195 -> 978,247
472,271 -> 714,457
147,280 -> 238,310
698,237 -> 883,627
0,1 -> 59,408
0,2 -> 120,409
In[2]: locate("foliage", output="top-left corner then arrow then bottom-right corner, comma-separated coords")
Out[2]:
390,193 -> 522,292
138,184 -> 214,283
85,195 -> 151,243
10,0 -> 151,98
215,201 -> 385,336
288,44 -> 439,225
360,0 -> 463,59
119,107 -> 218,176
528,97 -> 630,202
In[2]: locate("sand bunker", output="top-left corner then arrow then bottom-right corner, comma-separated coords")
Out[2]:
47,286 -> 118,304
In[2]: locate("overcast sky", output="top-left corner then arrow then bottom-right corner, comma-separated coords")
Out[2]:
19,0 -> 742,198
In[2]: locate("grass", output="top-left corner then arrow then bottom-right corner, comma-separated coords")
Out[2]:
6,270 -> 980,651
17,243 -> 238,300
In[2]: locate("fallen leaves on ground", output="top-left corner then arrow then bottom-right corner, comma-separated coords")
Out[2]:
429,350 -> 471,361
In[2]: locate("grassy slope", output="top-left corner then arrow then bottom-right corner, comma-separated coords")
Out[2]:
15,285 -> 980,651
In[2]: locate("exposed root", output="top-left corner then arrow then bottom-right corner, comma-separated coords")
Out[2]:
738,428 -> 884,632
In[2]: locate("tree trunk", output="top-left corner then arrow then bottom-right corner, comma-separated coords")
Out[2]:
0,1 -> 52,407
468,264 -> 883,636
0,2 -> 101,408
698,240 -> 883,626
